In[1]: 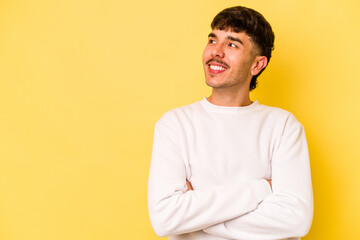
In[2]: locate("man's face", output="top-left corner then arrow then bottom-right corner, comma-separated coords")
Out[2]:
202,29 -> 257,90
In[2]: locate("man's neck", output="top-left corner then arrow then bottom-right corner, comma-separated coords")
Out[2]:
207,88 -> 252,107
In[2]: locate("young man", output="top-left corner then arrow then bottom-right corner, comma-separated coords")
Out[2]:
148,6 -> 313,240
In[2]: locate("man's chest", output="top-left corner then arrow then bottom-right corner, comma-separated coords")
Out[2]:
180,120 -> 277,188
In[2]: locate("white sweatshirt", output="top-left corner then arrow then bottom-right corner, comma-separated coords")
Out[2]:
148,98 -> 313,240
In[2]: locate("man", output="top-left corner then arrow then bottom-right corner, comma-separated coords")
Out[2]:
148,6 -> 313,240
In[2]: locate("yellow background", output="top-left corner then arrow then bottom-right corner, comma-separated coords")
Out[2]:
1,0 -> 359,239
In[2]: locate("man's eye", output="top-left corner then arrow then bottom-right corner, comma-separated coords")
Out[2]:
229,43 -> 237,48
209,39 -> 216,44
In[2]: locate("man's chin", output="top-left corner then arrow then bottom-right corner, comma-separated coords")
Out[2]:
205,80 -> 227,89
205,76 -> 223,87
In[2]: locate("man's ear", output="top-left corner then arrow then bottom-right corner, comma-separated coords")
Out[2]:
251,56 -> 268,76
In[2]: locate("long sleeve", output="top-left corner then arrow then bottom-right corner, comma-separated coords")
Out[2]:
148,113 -> 272,237
203,115 -> 313,239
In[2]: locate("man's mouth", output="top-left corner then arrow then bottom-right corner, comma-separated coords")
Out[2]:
207,62 -> 228,74
209,64 -> 226,71
206,59 -> 229,74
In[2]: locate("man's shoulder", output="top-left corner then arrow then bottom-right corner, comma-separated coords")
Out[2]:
156,100 -> 203,125
257,103 -> 294,117
257,103 -> 303,128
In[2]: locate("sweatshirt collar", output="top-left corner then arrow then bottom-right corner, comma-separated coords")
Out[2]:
200,97 -> 259,114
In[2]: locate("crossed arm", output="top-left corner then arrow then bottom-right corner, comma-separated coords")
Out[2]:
148,116 -> 313,239
187,180 -> 272,192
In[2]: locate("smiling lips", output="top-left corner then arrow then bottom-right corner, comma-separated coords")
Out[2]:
208,62 -> 228,74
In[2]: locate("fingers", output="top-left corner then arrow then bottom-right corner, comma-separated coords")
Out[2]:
267,180 -> 272,190
186,180 -> 194,191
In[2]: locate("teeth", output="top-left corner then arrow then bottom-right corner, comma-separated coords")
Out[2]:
210,65 -> 226,71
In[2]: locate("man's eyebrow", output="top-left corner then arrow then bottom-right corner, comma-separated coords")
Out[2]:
208,33 -> 216,38
227,36 -> 243,45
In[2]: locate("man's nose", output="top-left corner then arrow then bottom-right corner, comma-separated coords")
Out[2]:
211,44 -> 225,58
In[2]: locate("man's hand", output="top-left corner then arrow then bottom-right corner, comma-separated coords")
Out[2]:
267,180 -> 272,190
186,180 -> 194,191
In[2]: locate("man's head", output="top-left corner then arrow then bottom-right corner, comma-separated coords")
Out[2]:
204,6 -> 275,91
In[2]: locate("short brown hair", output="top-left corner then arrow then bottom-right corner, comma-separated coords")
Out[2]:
211,6 -> 275,91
